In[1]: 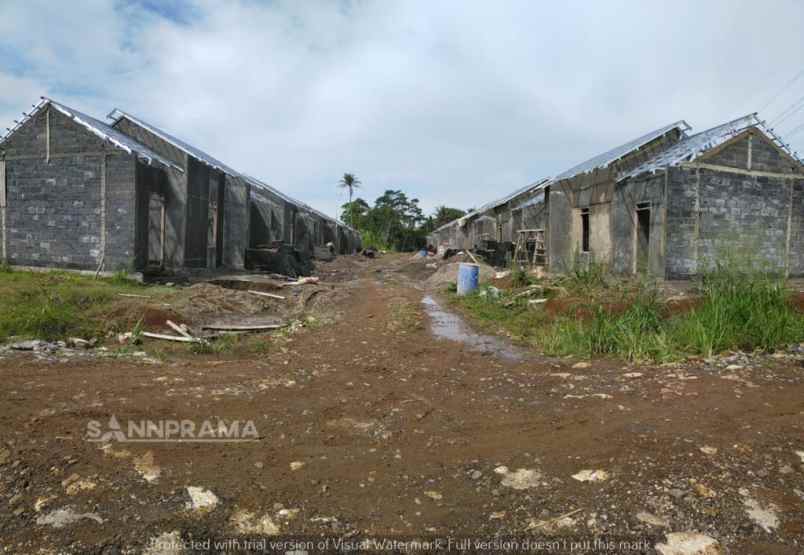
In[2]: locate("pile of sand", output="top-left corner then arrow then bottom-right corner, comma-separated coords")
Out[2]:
425,262 -> 495,289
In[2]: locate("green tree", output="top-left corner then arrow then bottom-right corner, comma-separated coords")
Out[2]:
431,205 -> 466,230
339,198 -> 370,228
338,173 -> 362,227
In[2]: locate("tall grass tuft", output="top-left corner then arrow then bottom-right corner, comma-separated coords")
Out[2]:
457,254 -> 804,362
670,262 -> 802,357
539,290 -> 673,361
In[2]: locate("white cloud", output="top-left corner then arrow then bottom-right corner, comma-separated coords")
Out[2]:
1,0 -> 803,218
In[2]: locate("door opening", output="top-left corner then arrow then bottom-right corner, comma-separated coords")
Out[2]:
580,208 -> 590,253
148,193 -> 166,268
636,203 -> 650,273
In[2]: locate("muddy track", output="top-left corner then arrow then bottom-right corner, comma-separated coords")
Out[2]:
0,255 -> 803,553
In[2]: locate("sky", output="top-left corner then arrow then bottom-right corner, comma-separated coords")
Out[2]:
2,0 -> 804,219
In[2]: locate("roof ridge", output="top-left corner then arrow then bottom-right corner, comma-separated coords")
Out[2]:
0,97 -> 180,171
617,112 -> 802,181
107,108 -> 239,176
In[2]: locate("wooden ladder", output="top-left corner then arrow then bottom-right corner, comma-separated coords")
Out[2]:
513,229 -> 546,268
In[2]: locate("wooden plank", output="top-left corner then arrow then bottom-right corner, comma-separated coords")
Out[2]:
143,332 -> 201,343
280,277 -> 320,287
248,290 -> 286,300
166,320 -> 194,339
201,323 -> 284,332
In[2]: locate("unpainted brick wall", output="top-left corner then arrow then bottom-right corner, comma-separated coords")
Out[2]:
3,107 -> 137,271
666,167 -> 798,278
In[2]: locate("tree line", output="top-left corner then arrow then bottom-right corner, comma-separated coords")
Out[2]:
337,173 -> 467,251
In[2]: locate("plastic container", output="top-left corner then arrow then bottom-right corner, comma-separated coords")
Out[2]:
457,263 -> 480,296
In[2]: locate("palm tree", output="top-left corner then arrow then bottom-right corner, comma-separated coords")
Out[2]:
338,173 -> 361,227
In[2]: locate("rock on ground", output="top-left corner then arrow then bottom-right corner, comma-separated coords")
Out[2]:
494,466 -> 543,490
36,508 -> 103,528
655,532 -> 722,555
185,487 -> 219,512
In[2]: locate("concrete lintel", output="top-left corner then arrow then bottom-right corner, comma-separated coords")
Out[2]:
680,162 -> 804,180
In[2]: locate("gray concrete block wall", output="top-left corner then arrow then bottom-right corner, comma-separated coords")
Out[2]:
185,157 -> 209,268
547,187 -> 572,273
223,175 -> 248,269
50,109 -> 107,155
612,173 -> 666,276
3,107 -> 138,271
748,134 -> 798,174
2,110 -> 47,157
666,166 -> 796,278
521,202 -> 547,231
162,164 -> 187,269
250,190 -> 285,248
706,136 -> 748,170
790,181 -> 804,276
103,154 -> 137,271
704,132 -> 799,175
697,171 -> 789,273
6,155 -> 102,269
114,118 -> 186,169
665,168 -> 699,278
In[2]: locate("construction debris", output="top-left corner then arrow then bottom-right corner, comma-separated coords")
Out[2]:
248,290 -> 286,300
166,320 -> 194,339
142,332 -> 204,344
281,277 -> 320,287
201,323 -> 285,332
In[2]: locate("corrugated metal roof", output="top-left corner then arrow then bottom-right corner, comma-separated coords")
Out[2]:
2,97 -> 357,237
1,98 -> 180,170
618,113 -> 799,181
245,174 -> 356,232
433,121 -> 690,234
430,178 -> 551,234
105,109 -> 354,232
554,120 -> 691,181
451,177 -> 552,229
107,108 -> 240,176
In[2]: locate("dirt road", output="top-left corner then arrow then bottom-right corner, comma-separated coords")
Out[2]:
0,255 -> 802,554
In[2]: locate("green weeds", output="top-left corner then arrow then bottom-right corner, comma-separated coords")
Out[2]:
453,262 -> 804,362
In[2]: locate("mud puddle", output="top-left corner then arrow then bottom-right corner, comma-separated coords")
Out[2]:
421,295 -> 525,361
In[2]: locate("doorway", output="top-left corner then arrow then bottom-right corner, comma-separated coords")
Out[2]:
636,202 -> 651,273
147,193 -> 166,268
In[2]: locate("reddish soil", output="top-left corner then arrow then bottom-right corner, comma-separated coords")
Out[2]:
791,292 -> 804,313
0,254 -> 802,553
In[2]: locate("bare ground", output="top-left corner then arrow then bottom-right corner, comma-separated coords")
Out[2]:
0,254 -> 802,554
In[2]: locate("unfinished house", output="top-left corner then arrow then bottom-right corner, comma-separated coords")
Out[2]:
244,174 -> 359,273
612,115 -> 804,278
0,99 -> 181,272
0,97 -> 359,275
106,107 -> 250,271
430,114 -> 803,278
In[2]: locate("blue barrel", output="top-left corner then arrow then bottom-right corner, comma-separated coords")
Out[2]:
419,249 -> 428,258
457,263 -> 480,296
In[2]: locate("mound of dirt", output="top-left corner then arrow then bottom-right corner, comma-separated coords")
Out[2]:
425,262 -> 495,289
397,259 -> 439,281
170,283 -> 284,319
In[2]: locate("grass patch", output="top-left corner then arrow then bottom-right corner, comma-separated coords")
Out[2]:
0,269 -> 170,342
448,285 -> 545,343
453,264 -> 804,362
669,264 -> 804,357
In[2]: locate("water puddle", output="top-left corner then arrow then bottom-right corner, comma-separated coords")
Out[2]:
421,295 -> 525,362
